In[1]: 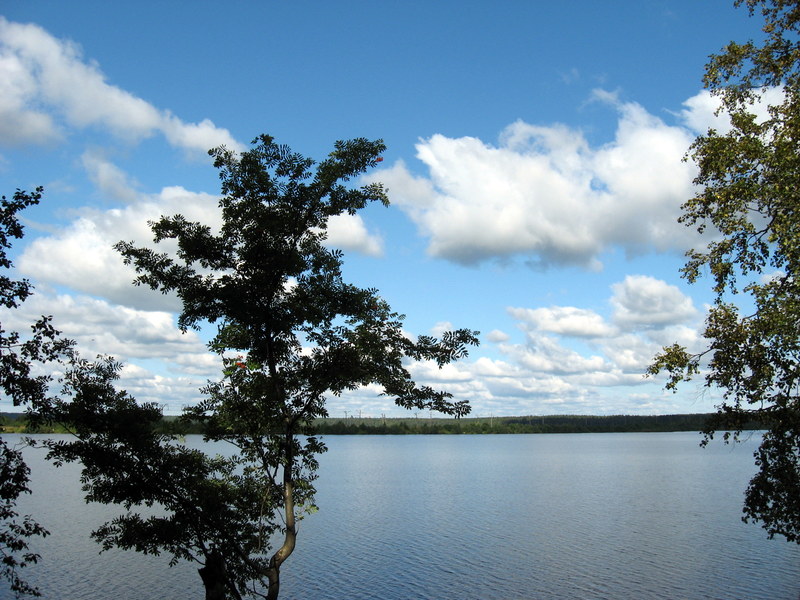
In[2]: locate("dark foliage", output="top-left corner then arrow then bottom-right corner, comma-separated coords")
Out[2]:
31,356 -> 272,600
45,134 -> 477,599
650,0 -> 800,543
312,413 -> 741,435
0,189 -> 72,597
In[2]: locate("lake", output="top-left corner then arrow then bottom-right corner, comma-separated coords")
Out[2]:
6,432 -> 800,599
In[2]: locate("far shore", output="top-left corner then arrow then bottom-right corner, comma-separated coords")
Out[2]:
2,411 -> 758,436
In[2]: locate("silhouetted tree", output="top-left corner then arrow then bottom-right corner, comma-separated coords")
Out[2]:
43,135 -> 478,599
651,0 -> 800,543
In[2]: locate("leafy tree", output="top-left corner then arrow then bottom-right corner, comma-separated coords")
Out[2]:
0,188 -> 73,597
32,356 -> 275,600
43,134 -> 478,600
649,0 -> 800,543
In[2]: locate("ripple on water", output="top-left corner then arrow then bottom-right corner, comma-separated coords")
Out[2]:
10,433 -> 800,600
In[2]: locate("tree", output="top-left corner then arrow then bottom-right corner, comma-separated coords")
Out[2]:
45,134 -> 478,599
0,188 -> 73,597
0,191 -> 267,600
32,356 -> 276,600
649,0 -> 800,543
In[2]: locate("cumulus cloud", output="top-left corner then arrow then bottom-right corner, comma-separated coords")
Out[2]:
506,276 -> 699,381
322,272 -> 707,417
679,90 -> 728,135
407,360 -> 474,383
117,367 -> 207,411
507,306 -> 617,338
611,274 -> 697,330
325,213 -> 383,257
363,87 -> 790,272
368,93 -> 704,269
485,329 -> 510,343
502,333 -> 610,375
19,168 -> 388,310
429,321 -> 454,337
598,332 -> 659,373
18,185 -> 221,311
0,17 -> 244,153
0,41 -> 60,145
2,290 -> 213,368
373,274 -> 704,416
0,288 -> 220,411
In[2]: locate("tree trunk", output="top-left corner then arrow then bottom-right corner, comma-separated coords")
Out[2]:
265,428 -> 298,600
265,562 -> 280,600
199,550 -> 227,600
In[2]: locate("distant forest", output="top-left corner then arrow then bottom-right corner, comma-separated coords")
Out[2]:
309,413 -> 722,435
1,412 -> 761,436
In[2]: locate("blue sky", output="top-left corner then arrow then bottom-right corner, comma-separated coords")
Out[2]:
1,2 -> 763,417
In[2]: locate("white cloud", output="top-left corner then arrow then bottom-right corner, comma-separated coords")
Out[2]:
406,360 -> 474,383
508,306 -> 616,338
611,275 -> 697,330
679,87 -> 785,135
644,325 -> 705,365
379,274 -> 705,415
0,44 -> 60,145
250,275 -> 706,417
429,321 -> 453,337
600,332 -> 663,373
679,90 -> 728,135
472,356 -> 517,377
485,329 -> 510,343
325,213 -> 383,257
18,185 -> 221,311
501,333 -> 610,376
81,150 -> 140,203
2,291 -> 213,370
0,288 -> 220,411
20,173 -> 389,310
760,269 -> 786,284
0,18 -> 244,154
368,93 -> 702,269
117,368 -> 206,411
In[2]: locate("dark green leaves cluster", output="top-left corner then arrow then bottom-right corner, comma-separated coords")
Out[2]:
650,0 -> 800,543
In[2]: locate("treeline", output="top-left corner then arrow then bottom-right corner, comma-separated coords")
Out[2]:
311,413 -> 727,435
2,412 -> 761,436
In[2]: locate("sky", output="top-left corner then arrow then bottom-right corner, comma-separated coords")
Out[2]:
0,1 -> 765,418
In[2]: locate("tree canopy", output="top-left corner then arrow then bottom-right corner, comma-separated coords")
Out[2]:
650,0 -> 800,543
32,355 -> 277,600
39,134 -> 478,599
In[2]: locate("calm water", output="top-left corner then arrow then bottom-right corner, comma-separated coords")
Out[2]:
6,432 -> 800,600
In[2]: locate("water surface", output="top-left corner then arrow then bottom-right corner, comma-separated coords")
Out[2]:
8,432 -> 800,599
